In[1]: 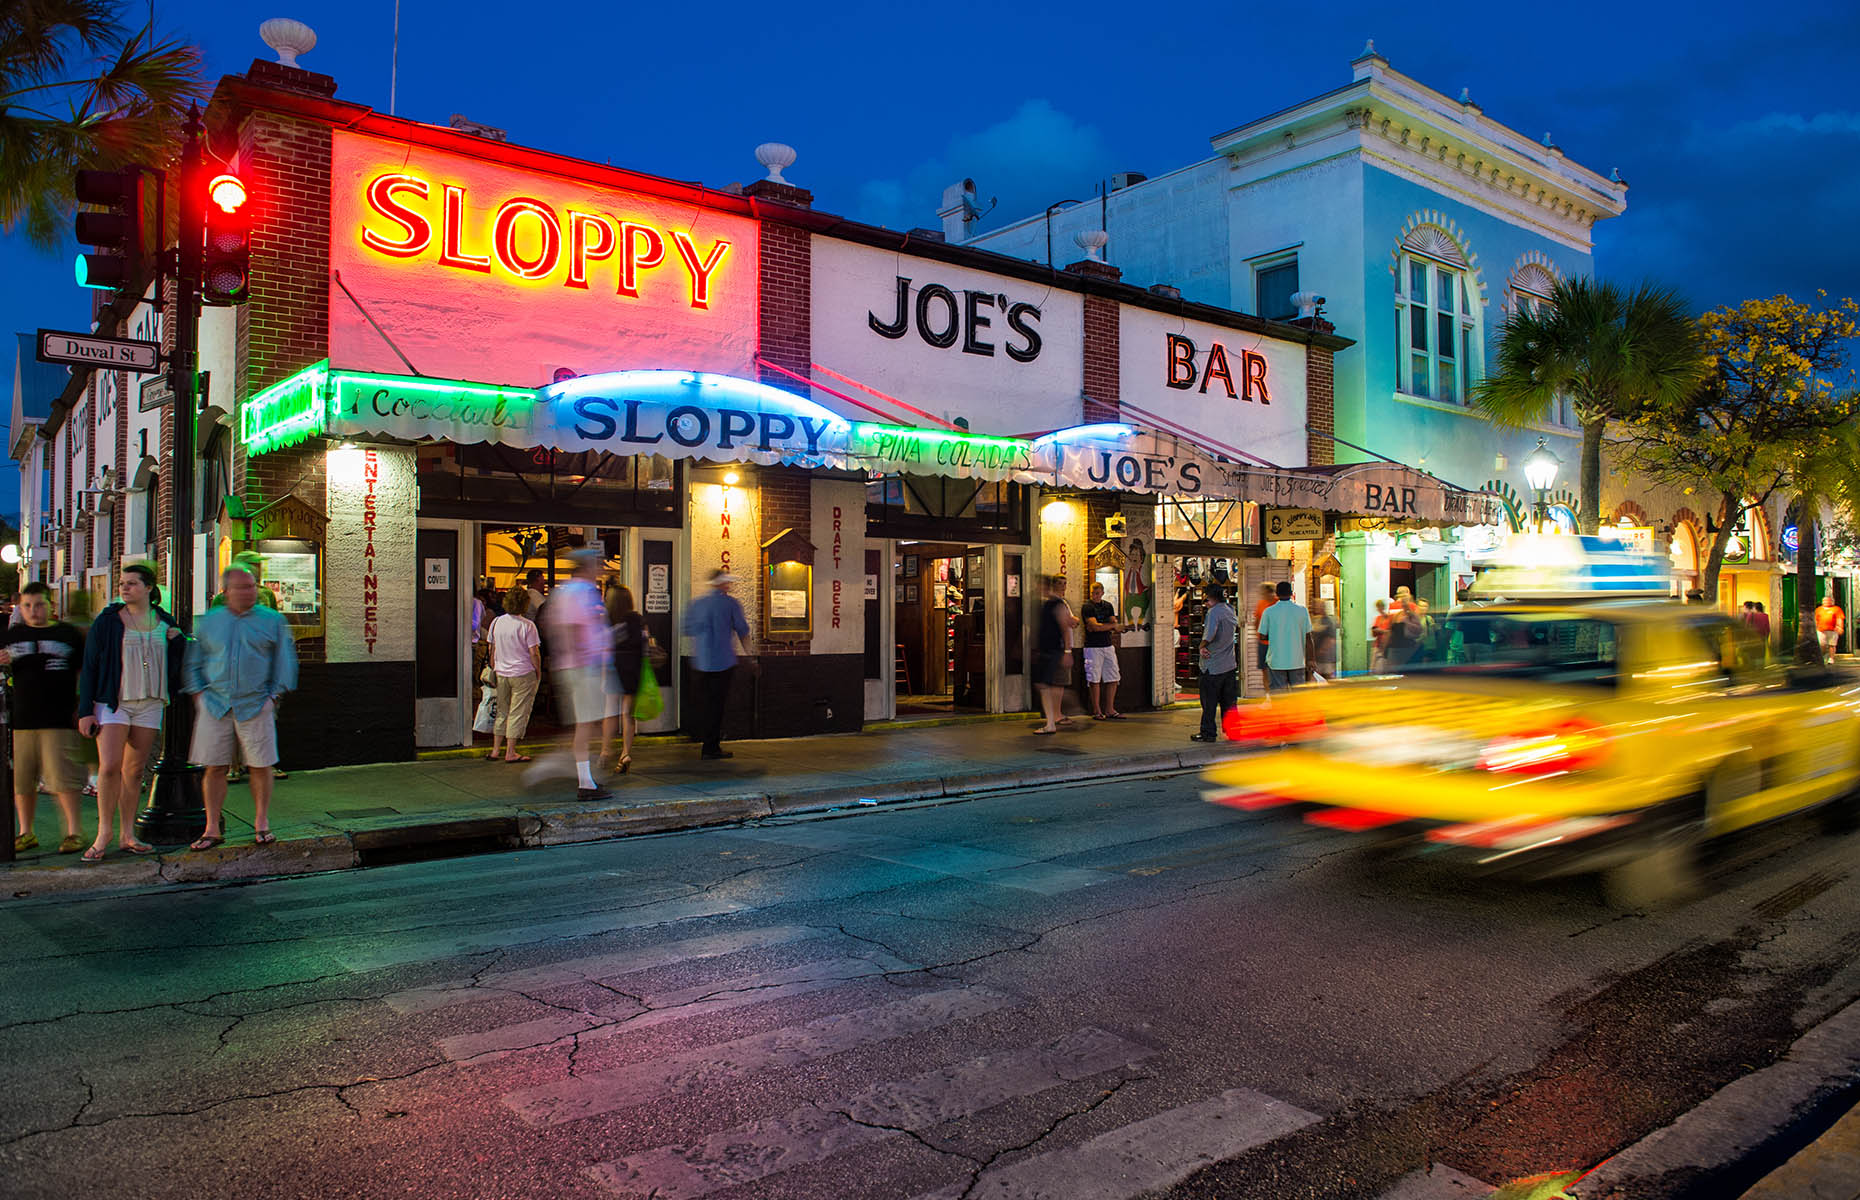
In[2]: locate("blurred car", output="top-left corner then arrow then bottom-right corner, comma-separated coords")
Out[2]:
1203,536 -> 1860,906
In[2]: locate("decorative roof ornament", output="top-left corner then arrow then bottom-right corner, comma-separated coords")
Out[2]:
1074,230 -> 1109,262
754,143 -> 797,185
259,18 -> 316,67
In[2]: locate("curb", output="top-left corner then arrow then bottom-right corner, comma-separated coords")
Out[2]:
1,745 -> 1224,899
1570,996 -> 1860,1199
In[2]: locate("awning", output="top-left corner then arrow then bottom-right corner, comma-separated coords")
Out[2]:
242,364 -> 1500,524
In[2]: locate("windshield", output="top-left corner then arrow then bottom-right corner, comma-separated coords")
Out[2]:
1403,610 -> 1622,687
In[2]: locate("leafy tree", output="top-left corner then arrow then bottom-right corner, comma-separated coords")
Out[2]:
1614,294 -> 1860,603
0,0 -> 205,248
1473,277 -> 1707,534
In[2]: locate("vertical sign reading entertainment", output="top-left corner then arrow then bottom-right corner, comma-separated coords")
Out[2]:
328,445 -> 417,663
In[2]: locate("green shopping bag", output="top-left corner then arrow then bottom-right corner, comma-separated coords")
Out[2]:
634,661 -> 663,722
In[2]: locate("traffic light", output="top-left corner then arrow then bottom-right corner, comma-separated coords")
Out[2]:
73,169 -> 143,292
200,172 -> 251,305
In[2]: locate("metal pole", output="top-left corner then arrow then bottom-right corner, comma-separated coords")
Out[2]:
136,107 -> 205,844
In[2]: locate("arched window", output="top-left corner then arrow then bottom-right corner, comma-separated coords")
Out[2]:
1509,262 -> 1570,425
1395,226 -> 1477,404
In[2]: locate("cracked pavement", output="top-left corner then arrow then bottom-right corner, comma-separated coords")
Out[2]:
2,770 -> 1858,1198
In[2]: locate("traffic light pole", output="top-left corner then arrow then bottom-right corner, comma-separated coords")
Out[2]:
136,108 -> 205,845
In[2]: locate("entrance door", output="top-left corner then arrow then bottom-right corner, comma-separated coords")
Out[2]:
893,542 -> 985,716
414,523 -> 467,746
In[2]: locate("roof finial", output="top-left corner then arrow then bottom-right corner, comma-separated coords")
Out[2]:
1459,87 -> 1472,104
1361,38 -> 1376,57
1542,132 -> 1555,147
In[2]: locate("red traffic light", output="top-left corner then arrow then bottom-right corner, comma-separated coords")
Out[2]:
207,173 -> 248,214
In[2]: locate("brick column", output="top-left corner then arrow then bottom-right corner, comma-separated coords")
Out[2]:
228,99 -> 336,663
1066,260 -> 1121,425
1306,346 -> 1335,467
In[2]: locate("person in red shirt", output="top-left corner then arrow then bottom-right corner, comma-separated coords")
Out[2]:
1251,583 -> 1276,674
1815,594 -> 1846,660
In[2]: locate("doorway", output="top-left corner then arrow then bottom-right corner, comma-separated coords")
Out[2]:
893,542 -> 987,716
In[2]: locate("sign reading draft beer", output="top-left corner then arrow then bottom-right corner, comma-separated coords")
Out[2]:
1264,508 -> 1323,541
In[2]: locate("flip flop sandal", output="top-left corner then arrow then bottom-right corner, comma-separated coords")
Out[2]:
81,845 -> 107,863
253,831 -> 277,846
1032,728 -> 1058,736
506,754 -> 533,763
189,835 -> 224,852
121,842 -> 156,855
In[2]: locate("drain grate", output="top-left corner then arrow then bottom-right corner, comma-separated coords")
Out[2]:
326,806 -> 400,819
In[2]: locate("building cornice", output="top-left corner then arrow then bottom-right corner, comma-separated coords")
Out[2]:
1210,64 -> 1626,246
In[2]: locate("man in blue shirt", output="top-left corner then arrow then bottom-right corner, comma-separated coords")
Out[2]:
1192,582 -> 1238,742
684,567 -> 754,760
185,566 -> 298,850
1260,580 -> 1314,692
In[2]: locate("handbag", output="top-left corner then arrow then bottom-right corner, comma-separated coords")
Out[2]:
634,661 -> 664,722
646,637 -> 669,670
472,685 -> 498,733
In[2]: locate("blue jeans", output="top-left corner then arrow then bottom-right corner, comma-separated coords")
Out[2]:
1268,667 -> 1304,691
1198,669 -> 1237,738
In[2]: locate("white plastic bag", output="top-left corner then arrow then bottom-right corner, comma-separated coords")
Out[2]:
472,686 -> 497,733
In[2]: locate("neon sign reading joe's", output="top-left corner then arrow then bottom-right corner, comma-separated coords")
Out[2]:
358,171 -> 733,309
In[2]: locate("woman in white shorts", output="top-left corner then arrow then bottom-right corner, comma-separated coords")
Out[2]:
75,564 -> 185,860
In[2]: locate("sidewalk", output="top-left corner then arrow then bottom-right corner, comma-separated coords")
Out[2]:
2,706 -> 1229,895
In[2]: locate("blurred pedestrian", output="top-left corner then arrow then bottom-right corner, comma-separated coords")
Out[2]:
1260,581 -> 1313,692
1385,587 -> 1423,670
603,583 -> 646,775
543,547 -> 611,801
1370,597 -> 1391,673
184,566 -> 297,851
1816,593 -> 1846,660
524,568 -> 547,616
75,563 -> 184,860
486,587 -> 541,763
1312,598 -> 1339,680
1748,601 -> 1771,646
685,567 -> 754,760
2,583 -> 85,855
1192,581 -> 1237,742
1032,574 -> 1077,735
1250,582 -> 1275,676
1080,581 -> 1123,720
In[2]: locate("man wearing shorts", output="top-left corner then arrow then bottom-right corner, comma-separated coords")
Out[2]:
1,583 -> 86,854
1816,594 -> 1846,661
184,566 -> 298,850
1080,582 -> 1124,720
545,547 -> 612,800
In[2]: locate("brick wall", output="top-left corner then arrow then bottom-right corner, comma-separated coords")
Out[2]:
757,467 -> 813,657
230,102 -> 336,663
756,221 -> 811,389
1305,345 -> 1335,467
112,368 -> 127,562
1066,260 -> 1123,426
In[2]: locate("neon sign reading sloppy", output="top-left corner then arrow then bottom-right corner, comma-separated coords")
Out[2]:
359,171 -> 733,309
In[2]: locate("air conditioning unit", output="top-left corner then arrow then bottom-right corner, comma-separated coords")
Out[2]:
1109,171 -> 1148,191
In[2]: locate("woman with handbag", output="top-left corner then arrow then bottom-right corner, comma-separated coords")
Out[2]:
603,584 -> 647,776
485,588 -> 542,762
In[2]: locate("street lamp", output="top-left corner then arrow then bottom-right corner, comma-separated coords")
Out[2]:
1522,438 -> 1562,532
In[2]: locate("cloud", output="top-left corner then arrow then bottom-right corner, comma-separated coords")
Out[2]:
1600,108 -> 1860,309
852,100 -> 1121,233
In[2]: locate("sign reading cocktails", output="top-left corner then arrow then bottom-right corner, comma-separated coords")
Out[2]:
329,132 -> 757,386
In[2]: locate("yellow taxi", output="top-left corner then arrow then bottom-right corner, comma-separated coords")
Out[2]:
1203,536 -> 1860,905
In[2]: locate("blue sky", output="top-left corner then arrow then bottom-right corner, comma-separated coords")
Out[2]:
5,0 -> 1857,515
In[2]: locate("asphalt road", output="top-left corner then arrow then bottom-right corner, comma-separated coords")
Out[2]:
2,763 -> 1857,1200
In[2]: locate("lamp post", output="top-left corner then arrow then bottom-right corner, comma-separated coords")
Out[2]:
1523,438 -> 1562,533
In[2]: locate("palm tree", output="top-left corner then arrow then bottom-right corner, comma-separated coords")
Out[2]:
0,1 -> 205,248
1472,278 -> 1707,534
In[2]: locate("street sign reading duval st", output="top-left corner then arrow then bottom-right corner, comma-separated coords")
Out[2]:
36,328 -> 161,373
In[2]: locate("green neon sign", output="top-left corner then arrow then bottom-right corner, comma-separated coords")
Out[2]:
326,371 -> 538,434
242,361 -> 329,455
848,421 -> 1035,475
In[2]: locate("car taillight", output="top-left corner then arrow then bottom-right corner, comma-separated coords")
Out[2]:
1222,705 -> 1326,744
1477,718 -> 1611,775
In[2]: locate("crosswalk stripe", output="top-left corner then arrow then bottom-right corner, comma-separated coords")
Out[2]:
908,1088 -> 1320,1200
503,986 -> 1015,1127
584,1026 -> 1152,1199
436,953 -> 916,1062
385,925 -> 827,1014
330,895 -> 749,972
1376,1165 -> 1495,1198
